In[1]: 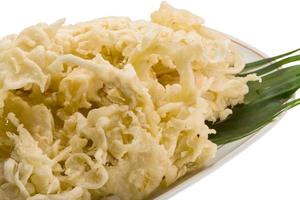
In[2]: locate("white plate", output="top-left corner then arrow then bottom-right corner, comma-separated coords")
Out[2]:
149,34 -> 279,200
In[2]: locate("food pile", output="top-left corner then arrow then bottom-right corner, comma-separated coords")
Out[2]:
0,3 -> 256,200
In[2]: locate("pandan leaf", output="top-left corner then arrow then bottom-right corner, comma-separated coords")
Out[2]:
209,94 -> 300,145
209,50 -> 300,145
245,65 -> 300,103
245,48 -> 300,69
241,55 -> 300,76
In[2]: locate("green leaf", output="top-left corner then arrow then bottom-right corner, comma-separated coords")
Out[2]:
245,65 -> 300,103
209,51 -> 300,145
241,55 -> 300,76
209,94 -> 299,145
245,48 -> 300,69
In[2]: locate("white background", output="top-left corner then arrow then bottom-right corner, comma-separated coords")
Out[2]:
1,0 -> 299,200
